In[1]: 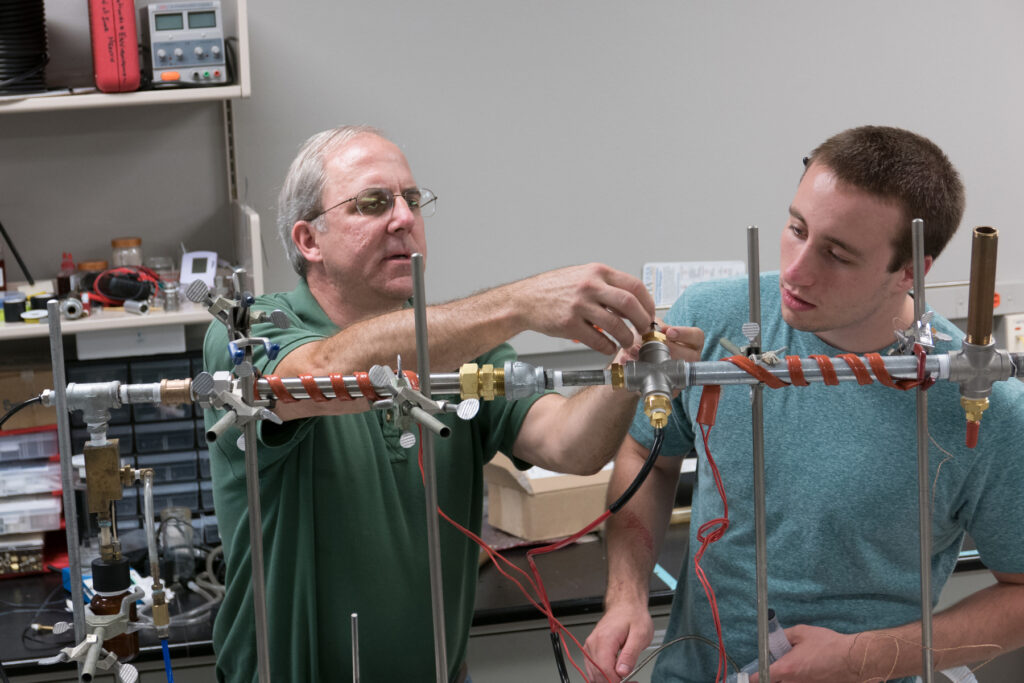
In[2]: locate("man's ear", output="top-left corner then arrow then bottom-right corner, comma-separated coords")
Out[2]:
898,255 -> 933,291
292,221 -> 323,264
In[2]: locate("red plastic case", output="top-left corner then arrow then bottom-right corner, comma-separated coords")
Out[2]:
88,0 -> 141,93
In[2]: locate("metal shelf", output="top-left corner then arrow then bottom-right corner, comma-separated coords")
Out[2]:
0,302 -> 212,341
0,85 -> 248,115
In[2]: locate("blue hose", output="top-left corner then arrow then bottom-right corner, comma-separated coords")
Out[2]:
161,638 -> 175,683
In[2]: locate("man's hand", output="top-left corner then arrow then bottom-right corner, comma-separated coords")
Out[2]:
584,602 -> 655,683
614,320 -> 705,365
507,264 -> 657,355
749,625 -> 859,683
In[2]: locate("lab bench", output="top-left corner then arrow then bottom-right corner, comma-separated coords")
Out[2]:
2,523 -> 1009,682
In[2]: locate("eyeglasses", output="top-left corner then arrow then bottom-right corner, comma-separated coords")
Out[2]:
311,187 -> 437,221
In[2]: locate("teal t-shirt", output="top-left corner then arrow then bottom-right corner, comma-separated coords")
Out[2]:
203,280 -> 543,682
629,273 -> 1024,683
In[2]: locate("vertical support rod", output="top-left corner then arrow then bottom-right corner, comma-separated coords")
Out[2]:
746,227 -> 771,683
351,612 -> 360,683
412,253 -> 449,683
241,352 -> 273,683
47,300 -> 85,679
912,218 -> 935,683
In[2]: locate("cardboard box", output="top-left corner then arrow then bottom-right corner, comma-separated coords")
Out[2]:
0,366 -> 58,430
484,453 -> 613,542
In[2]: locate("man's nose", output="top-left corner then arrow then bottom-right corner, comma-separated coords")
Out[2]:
388,195 -> 416,232
782,243 -> 815,285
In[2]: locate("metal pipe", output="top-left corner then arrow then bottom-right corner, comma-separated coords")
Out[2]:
241,355 -> 272,683
965,227 -> 998,345
412,253 -> 449,683
912,219 -> 934,683
747,226 -> 771,683
47,300 -> 85,677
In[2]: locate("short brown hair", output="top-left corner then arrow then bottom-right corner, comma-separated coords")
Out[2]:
804,126 -> 965,271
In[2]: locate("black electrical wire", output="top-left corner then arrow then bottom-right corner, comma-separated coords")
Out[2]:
609,427 -> 666,513
0,218 -> 35,285
0,395 -> 42,430
546,427 -> 666,681
550,631 -> 570,683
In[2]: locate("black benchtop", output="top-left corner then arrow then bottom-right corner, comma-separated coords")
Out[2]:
0,524 -> 986,674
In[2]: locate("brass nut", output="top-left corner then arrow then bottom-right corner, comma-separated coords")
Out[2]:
460,363 -> 480,399
644,394 -> 672,429
641,329 -> 668,344
479,364 -> 496,401
493,368 -> 505,398
609,363 -> 625,390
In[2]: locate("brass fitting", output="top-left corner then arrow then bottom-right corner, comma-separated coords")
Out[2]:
151,592 -> 170,629
644,394 -> 671,429
460,363 -> 479,400
961,396 -> 990,423
641,329 -> 668,345
85,441 -> 124,514
609,363 -> 625,390
459,363 -> 505,401
160,378 -> 193,406
478,364 -> 499,401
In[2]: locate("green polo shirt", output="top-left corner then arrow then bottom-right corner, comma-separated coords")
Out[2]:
204,280 -> 542,682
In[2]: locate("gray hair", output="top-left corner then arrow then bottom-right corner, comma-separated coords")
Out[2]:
277,125 -> 385,276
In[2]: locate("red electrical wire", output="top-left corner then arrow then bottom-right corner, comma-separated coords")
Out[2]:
693,384 -> 730,683
415,433 -> 613,683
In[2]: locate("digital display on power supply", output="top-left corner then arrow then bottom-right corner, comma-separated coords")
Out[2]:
155,13 -> 184,30
188,11 -> 217,29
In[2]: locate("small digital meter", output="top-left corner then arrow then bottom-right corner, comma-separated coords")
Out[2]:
139,1 -> 228,87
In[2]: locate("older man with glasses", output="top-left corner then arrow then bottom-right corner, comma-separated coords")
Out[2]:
203,125 -> 704,682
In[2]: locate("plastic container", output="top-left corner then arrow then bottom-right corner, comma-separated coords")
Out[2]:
129,358 -> 191,422
3,292 -> 26,323
151,482 -> 199,512
0,427 -> 59,463
0,495 -> 62,534
199,480 -> 215,510
111,237 -> 143,267
0,460 -> 61,497
134,420 -> 195,454
115,485 -> 138,519
198,449 -> 210,479
57,252 -> 75,297
159,506 -> 195,582
137,450 -> 197,483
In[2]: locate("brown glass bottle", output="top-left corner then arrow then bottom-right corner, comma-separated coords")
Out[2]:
90,557 -> 139,660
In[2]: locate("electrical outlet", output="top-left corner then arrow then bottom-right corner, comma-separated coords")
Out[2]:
1003,313 -> 1024,352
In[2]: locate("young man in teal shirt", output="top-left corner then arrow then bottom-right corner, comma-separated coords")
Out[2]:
586,126 -> 1024,683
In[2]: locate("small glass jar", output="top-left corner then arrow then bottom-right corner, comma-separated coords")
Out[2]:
111,237 -> 143,267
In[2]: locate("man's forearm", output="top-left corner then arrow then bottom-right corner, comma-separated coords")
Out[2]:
602,448 -> 680,609
289,286 -> 525,377
848,578 -> 1024,679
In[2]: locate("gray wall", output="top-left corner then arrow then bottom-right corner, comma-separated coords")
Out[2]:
1,2 -> 1021,312
232,0 -> 1024,307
